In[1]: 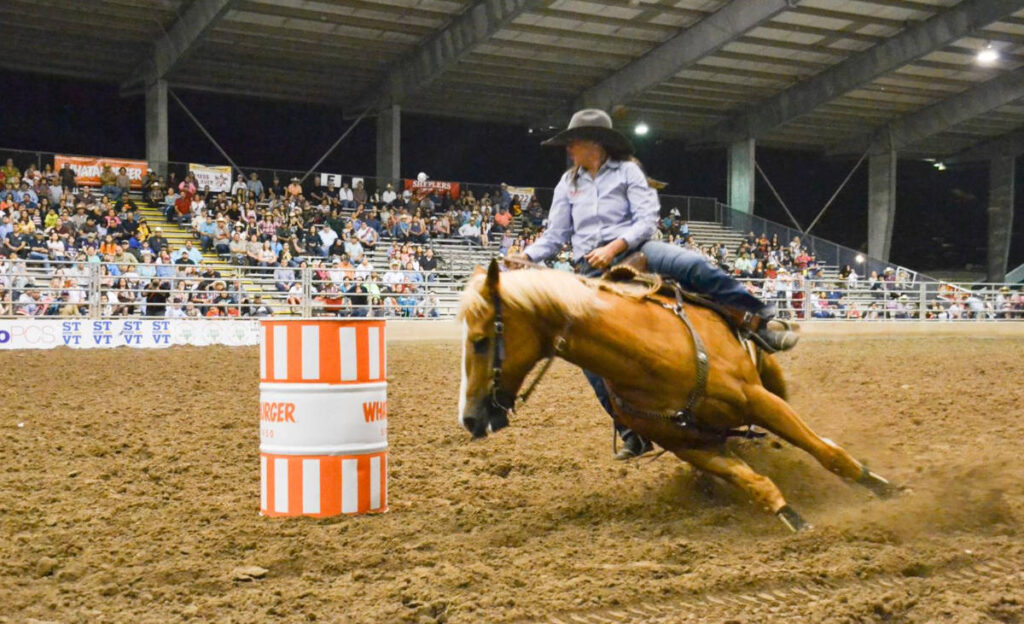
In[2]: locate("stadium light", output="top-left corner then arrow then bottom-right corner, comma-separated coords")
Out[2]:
634,122 -> 649,136
977,44 -> 999,66
933,161 -> 947,171
855,254 -> 865,264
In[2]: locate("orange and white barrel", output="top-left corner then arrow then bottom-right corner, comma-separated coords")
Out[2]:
258,319 -> 387,517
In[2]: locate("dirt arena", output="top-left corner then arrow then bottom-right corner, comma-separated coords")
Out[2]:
2,331 -> 1023,623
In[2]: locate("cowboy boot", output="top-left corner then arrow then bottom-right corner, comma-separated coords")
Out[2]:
614,429 -> 653,461
745,305 -> 799,353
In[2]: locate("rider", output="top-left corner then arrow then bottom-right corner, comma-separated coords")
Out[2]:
514,108 -> 799,460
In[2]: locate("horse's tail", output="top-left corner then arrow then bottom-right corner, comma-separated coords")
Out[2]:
757,352 -> 788,400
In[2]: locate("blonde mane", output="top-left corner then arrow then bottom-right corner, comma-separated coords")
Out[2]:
458,268 -> 606,322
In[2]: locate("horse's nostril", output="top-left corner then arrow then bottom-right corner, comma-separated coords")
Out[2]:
461,416 -> 476,432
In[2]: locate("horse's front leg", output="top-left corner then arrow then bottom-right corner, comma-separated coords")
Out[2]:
743,384 -> 895,498
674,447 -> 809,532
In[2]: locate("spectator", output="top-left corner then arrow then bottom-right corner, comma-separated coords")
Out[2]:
99,164 -> 118,199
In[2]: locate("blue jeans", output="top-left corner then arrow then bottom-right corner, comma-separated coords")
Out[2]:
640,241 -> 767,314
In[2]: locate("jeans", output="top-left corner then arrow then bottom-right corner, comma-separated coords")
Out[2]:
640,241 -> 767,314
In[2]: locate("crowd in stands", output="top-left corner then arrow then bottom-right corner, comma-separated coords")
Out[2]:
2,155 -> 1021,319
0,157 -> 537,318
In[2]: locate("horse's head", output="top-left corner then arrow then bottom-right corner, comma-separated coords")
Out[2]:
457,259 -> 547,438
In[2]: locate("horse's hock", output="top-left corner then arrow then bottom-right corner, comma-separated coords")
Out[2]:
0,325 -> 1022,623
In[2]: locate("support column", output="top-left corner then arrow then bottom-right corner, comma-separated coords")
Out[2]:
145,79 -> 168,176
868,148 -> 897,262
987,155 -> 1015,283
375,104 -> 400,189
728,138 -> 755,214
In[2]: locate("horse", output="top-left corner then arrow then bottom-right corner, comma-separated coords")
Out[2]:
456,259 -> 894,532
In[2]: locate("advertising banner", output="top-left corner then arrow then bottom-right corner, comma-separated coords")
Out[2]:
505,185 -> 535,205
54,155 -> 149,189
0,319 -> 260,350
189,163 -> 232,193
319,173 -> 342,187
403,178 -> 460,200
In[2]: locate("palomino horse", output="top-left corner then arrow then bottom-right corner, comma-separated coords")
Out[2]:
457,260 -> 894,531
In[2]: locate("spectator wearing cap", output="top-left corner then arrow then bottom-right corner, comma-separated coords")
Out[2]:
287,177 -> 303,199
172,240 -> 203,265
27,231 -> 50,270
148,228 -> 168,254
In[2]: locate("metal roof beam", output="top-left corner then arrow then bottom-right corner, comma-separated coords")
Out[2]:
353,0 -> 544,110
946,126 -> 1024,163
125,0 -> 236,87
694,0 -> 1024,146
833,67 -> 1024,156
575,0 -> 793,113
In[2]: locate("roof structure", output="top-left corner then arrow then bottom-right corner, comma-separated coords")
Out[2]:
3,0 -> 1024,160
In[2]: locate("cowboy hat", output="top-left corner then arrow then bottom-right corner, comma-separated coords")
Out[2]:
541,108 -> 633,155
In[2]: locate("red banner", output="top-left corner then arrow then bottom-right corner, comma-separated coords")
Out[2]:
403,178 -> 460,201
54,155 -> 149,189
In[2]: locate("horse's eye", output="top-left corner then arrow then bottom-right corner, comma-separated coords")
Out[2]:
473,337 -> 489,355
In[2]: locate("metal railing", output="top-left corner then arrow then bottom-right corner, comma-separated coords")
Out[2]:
2,257 -> 1021,321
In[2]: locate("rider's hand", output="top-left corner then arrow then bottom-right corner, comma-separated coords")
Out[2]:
503,252 -> 531,269
584,239 -> 627,270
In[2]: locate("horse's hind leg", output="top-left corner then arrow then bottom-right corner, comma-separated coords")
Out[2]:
675,447 -> 809,532
744,384 -> 894,497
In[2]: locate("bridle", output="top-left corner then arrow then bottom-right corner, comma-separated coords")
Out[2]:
485,285 -> 566,415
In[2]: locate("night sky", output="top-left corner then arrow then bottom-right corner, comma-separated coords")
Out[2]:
1,69 -> 1019,274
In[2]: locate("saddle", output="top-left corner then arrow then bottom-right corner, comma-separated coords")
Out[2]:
601,252 -> 760,332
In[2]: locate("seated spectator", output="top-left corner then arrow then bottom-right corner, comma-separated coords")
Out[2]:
228,232 -> 248,265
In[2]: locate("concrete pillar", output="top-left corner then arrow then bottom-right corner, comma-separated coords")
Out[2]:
868,148 -> 897,262
987,155 -> 1015,283
145,79 -> 168,176
375,104 -> 401,188
727,138 -> 755,214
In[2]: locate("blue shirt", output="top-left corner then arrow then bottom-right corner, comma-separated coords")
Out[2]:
524,159 -> 658,262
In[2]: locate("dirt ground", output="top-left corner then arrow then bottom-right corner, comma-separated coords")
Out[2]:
1,335 -> 1022,623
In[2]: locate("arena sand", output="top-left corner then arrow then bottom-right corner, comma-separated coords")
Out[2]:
0,336 -> 1021,623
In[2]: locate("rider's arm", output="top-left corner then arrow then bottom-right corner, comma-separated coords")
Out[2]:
618,160 -> 659,251
523,176 -> 572,263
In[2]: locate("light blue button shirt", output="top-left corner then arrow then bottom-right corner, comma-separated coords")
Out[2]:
524,159 -> 659,263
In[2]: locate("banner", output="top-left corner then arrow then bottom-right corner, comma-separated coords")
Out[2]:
505,185 -> 535,205
403,178 -> 460,200
54,155 -> 149,189
319,173 -> 342,187
190,163 -> 232,193
0,319 -> 259,350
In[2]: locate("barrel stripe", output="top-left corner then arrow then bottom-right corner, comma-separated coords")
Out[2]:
370,455 -> 381,510
273,325 -> 289,380
260,320 -> 386,384
341,458 -> 359,513
274,458 -> 289,513
259,326 -> 267,379
301,325 -> 320,380
260,455 -> 268,512
260,452 -> 387,517
302,459 -> 320,514
339,327 -> 358,381
368,327 -> 380,380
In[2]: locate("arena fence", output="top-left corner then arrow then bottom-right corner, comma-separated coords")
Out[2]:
0,258 -> 1020,322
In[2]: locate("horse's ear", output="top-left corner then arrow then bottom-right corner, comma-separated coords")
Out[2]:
472,265 -> 487,278
486,258 -> 500,293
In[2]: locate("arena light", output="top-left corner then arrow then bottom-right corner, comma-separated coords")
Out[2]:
977,45 -> 999,66
634,122 -> 650,136
933,161 -> 947,171
855,254 -> 865,264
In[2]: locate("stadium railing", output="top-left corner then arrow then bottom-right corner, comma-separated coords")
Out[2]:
1,258 -> 1021,320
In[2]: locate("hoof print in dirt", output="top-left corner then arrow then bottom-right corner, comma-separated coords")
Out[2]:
232,566 -> 268,582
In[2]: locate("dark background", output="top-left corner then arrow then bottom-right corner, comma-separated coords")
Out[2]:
1,69 -> 1020,274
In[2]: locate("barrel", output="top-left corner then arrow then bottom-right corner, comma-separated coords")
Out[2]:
258,319 -> 387,517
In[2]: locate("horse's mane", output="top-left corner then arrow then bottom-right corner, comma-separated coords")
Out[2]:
458,269 -> 606,321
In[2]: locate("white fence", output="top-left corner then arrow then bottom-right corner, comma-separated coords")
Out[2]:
0,258 -> 1021,324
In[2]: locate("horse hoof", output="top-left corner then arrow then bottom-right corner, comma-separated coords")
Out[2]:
776,505 -> 810,533
858,466 -> 897,499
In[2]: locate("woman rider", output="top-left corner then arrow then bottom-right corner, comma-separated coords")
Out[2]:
514,109 -> 798,460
